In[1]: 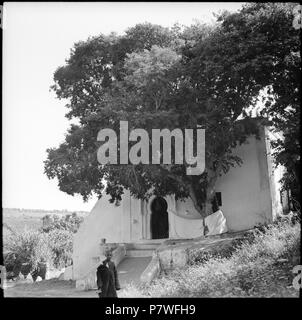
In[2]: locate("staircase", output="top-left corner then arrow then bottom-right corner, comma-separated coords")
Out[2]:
117,257 -> 151,287
118,240 -> 162,287
125,241 -> 160,257
76,240 -> 163,290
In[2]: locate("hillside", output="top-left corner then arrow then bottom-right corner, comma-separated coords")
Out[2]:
122,217 -> 300,297
2,208 -> 89,235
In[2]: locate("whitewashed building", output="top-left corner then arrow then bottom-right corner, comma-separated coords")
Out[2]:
69,124 -> 285,286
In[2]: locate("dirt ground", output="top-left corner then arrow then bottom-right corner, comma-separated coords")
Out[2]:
3,278 -> 131,298
4,279 -> 96,297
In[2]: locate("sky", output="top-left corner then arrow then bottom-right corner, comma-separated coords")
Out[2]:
2,2 -> 245,211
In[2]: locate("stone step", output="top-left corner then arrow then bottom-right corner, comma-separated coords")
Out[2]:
135,239 -> 165,244
125,243 -> 160,250
126,249 -> 154,257
117,257 -> 151,287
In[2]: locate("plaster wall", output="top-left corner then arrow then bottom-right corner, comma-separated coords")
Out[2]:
73,126 -> 282,279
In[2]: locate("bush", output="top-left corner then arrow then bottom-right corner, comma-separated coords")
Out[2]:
41,212 -> 83,233
4,229 -> 52,271
39,213 -> 82,269
48,229 -> 73,269
187,237 -> 245,265
4,221 -> 76,275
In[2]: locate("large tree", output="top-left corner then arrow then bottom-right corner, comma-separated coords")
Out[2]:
45,5 -> 300,233
207,3 -> 300,198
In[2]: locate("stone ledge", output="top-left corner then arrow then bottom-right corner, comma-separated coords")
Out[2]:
155,231 -> 250,270
140,256 -> 161,284
75,244 -> 126,291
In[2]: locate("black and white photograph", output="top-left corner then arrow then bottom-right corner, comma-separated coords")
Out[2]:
1,2 -> 301,302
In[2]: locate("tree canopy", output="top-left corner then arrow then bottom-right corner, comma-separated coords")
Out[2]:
45,4 -> 301,228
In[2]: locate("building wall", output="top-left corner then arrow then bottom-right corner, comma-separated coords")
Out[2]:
162,126 -> 280,235
129,196 -> 144,241
73,126 -> 282,279
73,192 -> 127,279
214,126 -> 273,231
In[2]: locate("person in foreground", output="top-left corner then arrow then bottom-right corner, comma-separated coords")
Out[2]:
96,247 -> 121,297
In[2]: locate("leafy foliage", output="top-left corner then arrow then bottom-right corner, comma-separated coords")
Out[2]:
4,229 -> 52,270
45,4 -> 300,224
4,213 -> 82,272
47,229 -> 73,269
211,3 -> 300,197
41,212 -> 83,233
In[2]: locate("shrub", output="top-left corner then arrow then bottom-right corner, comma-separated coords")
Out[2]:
41,212 -> 83,233
187,238 -> 244,265
4,229 -> 52,271
4,225 -> 75,274
48,229 -> 73,269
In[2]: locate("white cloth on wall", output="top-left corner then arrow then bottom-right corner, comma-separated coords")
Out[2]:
205,210 -> 228,236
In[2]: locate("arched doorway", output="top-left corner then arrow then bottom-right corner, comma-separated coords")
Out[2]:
150,197 -> 169,239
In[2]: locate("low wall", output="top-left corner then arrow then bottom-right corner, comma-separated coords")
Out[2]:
63,266 -> 73,281
139,233 -> 247,285
75,244 -> 126,291
112,244 -> 126,266
140,254 -> 161,284
156,232 -> 247,271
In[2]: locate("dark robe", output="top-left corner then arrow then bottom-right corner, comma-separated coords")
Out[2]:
96,260 -> 120,297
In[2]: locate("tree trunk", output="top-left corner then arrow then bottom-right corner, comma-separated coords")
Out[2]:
189,161 -> 223,236
189,184 -> 214,237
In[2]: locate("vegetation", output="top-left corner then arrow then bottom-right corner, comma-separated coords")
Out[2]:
41,212 -> 84,233
3,208 -> 88,234
213,3 -> 300,201
3,212 -> 84,275
5,230 -> 52,270
47,229 -> 73,269
44,3 -> 300,233
122,215 -> 300,297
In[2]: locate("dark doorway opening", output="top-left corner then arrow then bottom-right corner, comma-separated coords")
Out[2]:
150,197 -> 169,239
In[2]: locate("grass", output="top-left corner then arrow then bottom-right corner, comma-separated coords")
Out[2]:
122,216 -> 301,297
